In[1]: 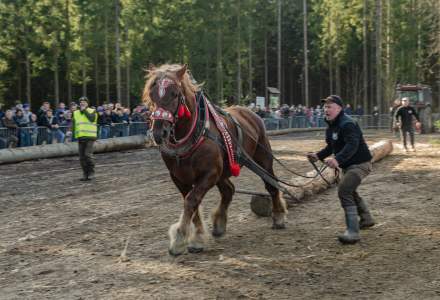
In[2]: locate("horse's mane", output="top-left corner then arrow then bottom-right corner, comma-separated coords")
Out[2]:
142,64 -> 201,110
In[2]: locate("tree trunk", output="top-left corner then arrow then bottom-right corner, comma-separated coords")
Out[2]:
82,63 -> 87,97
54,54 -> 59,105
335,59 -> 341,96
65,0 -> 72,103
264,32 -> 269,107
303,0 -> 309,107
277,0 -> 282,94
248,22 -> 252,100
236,0 -> 242,104
216,6 -> 223,104
376,0 -> 382,112
105,11 -> 110,103
125,27 -> 130,108
363,0 -> 368,113
17,61 -> 22,102
94,51 -> 99,105
25,52 -> 31,107
115,0 -> 121,102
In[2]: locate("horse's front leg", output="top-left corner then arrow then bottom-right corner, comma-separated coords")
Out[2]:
169,172 -> 218,256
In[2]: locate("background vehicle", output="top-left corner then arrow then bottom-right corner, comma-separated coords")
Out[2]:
395,84 -> 433,133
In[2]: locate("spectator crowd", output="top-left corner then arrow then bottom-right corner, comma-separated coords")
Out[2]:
0,101 -> 151,149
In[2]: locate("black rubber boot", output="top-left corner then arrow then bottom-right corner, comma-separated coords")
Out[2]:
80,171 -> 90,181
338,206 -> 360,244
87,170 -> 95,180
356,197 -> 375,229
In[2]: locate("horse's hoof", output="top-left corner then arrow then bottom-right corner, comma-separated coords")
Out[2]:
272,223 -> 286,230
168,248 -> 184,256
212,228 -> 225,238
187,246 -> 204,253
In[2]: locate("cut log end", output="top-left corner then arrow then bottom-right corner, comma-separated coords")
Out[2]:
250,195 -> 272,217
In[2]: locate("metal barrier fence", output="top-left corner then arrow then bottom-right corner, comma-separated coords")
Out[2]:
263,114 -> 391,131
0,122 -> 149,149
0,115 -> 390,149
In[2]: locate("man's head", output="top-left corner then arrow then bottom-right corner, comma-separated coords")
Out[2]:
46,109 -> 53,117
79,96 -> 89,109
394,98 -> 401,106
5,110 -> 13,119
105,107 -> 112,115
15,109 -> 23,117
42,101 -> 50,110
23,103 -> 30,111
70,102 -> 78,111
31,113 -> 37,122
401,97 -> 410,107
59,102 -> 66,109
321,95 -> 343,121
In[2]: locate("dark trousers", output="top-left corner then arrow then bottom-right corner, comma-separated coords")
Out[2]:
338,162 -> 372,208
78,139 -> 95,175
400,126 -> 415,149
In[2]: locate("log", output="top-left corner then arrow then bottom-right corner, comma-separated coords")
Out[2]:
250,139 -> 393,216
0,135 -> 151,164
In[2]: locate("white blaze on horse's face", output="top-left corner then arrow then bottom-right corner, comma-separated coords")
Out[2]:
158,78 -> 174,98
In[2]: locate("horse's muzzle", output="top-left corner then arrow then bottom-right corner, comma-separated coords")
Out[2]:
152,120 -> 171,145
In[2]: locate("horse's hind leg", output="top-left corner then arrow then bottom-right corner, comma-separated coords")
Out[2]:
253,141 -> 287,229
212,178 -> 235,237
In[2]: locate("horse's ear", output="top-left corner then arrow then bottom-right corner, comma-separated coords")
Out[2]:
148,63 -> 156,71
176,64 -> 187,80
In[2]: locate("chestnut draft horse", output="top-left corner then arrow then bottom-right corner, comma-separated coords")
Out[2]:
143,64 -> 287,256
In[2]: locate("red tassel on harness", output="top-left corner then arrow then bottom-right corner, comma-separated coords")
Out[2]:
230,163 -> 241,177
184,104 -> 192,119
177,104 -> 185,118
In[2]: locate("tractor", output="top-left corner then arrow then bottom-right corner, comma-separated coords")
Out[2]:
395,84 -> 433,133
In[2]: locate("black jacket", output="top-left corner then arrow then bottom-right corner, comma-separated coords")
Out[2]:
395,106 -> 419,128
317,111 -> 372,169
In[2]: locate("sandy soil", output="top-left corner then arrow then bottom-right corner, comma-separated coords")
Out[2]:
0,130 -> 439,300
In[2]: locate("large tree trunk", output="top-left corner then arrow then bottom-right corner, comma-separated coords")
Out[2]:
248,22 -> 252,100
65,0 -> 72,104
115,0 -> 121,102
105,11 -> 110,103
303,0 -> 309,107
216,5 -> 223,104
363,0 -> 368,113
94,51 -> 99,104
236,0 -> 242,104
277,0 -> 282,94
25,52 -> 31,107
54,54 -> 59,105
125,27 -> 130,108
264,32 -> 269,107
375,0 -> 382,112
335,59 -> 341,96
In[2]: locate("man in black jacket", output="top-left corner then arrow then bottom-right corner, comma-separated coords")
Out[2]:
395,97 -> 420,151
307,95 -> 374,244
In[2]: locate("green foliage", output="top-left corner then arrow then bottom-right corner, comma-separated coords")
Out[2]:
0,0 -> 440,110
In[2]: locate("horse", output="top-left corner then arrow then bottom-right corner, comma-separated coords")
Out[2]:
142,64 -> 287,256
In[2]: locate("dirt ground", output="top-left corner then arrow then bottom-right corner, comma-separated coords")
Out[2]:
0,130 -> 440,300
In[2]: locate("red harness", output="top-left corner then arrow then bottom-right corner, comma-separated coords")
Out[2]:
151,90 -> 240,177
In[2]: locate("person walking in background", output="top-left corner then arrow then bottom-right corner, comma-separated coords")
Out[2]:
307,95 -> 374,245
395,97 -> 421,152
72,96 -> 98,181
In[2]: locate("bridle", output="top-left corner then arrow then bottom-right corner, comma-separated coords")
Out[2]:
150,77 -> 193,142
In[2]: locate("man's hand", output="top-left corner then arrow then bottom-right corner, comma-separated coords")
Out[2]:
325,158 -> 339,169
415,121 -> 421,131
395,122 -> 401,128
306,152 -> 319,163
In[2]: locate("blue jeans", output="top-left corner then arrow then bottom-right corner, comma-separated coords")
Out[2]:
99,126 -> 111,139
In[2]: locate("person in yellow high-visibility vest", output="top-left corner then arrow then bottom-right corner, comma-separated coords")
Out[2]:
72,96 -> 98,181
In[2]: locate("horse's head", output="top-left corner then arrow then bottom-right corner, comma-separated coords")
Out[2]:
143,64 -> 196,145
